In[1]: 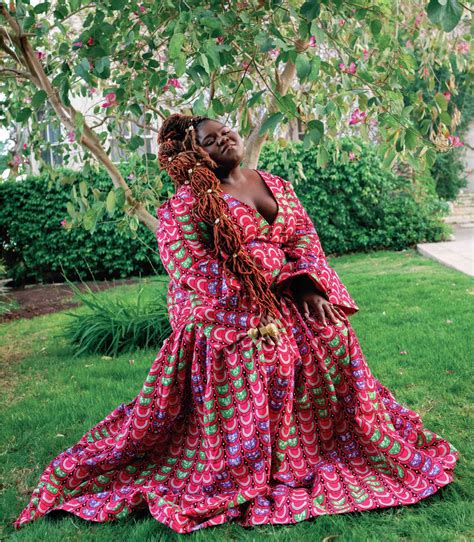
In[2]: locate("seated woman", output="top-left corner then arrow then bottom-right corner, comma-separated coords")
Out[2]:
14,113 -> 458,534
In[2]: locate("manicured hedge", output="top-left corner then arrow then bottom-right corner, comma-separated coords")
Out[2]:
258,137 -> 449,254
1,137 -> 449,285
0,165 -> 171,285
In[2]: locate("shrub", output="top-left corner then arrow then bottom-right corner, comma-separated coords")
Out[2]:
62,276 -> 171,357
0,164 -> 172,286
258,137 -> 450,255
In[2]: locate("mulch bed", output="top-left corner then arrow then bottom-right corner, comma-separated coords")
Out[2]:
0,278 -> 139,323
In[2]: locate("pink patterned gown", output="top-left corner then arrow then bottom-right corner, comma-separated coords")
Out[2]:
14,170 -> 458,533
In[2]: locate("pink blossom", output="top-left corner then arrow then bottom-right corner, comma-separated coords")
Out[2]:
87,86 -> 97,95
348,151 -> 356,161
60,219 -> 68,228
87,37 -> 94,46
349,108 -> 367,125
122,59 -> 128,65
338,19 -> 345,27
456,41 -> 469,54
22,143 -> 27,149
443,91 -> 451,101
448,135 -> 464,148
101,92 -> 118,108
89,61 -> 94,70
241,61 -> 250,70
215,36 -> 225,45
66,131 -> 75,142
414,12 -> 424,26
339,62 -> 357,75
34,50 -> 45,60
268,48 -> 280,59
308,36 -> 316,48
139,4 -> 146,12
12,155 -> 21,166
405,39 -> 413,49
362,49 -> 370,61
72,41 -> 83,48
163,78 -> 182,91
128,173 -> 135,180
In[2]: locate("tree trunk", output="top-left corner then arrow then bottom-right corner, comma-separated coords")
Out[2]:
243,39 -> 307,168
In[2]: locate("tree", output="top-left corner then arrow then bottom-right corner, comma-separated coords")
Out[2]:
0,0 -> 471,234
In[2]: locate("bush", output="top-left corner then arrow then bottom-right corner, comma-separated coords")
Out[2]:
0,164 -> 172,286
62,276 -> 171,357
258,137 -> 450,255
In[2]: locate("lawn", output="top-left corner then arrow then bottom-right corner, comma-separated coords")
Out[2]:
1,249 -> 472,542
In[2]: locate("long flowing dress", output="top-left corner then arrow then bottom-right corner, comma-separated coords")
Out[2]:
14,170 -> 458,533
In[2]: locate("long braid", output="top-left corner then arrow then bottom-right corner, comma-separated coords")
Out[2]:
157,113 -> 280,320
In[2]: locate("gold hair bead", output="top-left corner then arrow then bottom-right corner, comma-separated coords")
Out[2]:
207,188 -> 212,193
168,157 -> 172,162
232,252 -> 238,258
184,180 -> 190,184
214,218 -> 220,224
188,168 -> 193,174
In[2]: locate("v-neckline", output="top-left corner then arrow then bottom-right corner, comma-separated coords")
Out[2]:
221,169 -> 280,228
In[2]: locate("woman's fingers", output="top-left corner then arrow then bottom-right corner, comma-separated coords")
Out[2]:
302,300 -> 310,319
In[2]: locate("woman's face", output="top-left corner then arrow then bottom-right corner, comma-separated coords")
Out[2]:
196,119 -> 244,168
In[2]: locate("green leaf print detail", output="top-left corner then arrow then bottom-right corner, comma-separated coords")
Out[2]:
216,384 -> 229,394
54,466 -> 67,478
293,509 -> 308,522
204,399 -> 214,410
161,376 -> 173,386
184,448 -> 196,458
340,355 -> 351,366
203,411 -> 216,424
244,360 -> 254,371
176,469 -> 190,479
370,429 -> 381,442
182,256 -> 193,269
248,372 -> 257,382
116,505 -> 130,519
97,475 -> 110,484
218,395 -> 232,407
335,345 -> 346,356
329,336 -> 341,347
205,424 -> 217,435
221,407 -> 235,419
234,376 -> 244,388
181,460 -> 193,469
182,223 -> 194,232
230,366 -> 240,377
378,435 -> 391,449
176,214 -> 190,223
236,389 -> 248,401
146,374 -> 158,384
313,494 -> 325,505
134,477 -> 146,485
166,457 -> 178,464
46,483 -> 59,494
139,396 -> 152,406
161,465 -> 172,473
142,384 -> 154,394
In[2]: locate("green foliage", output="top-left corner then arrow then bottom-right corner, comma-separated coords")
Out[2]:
432,148 -> 469,201
259,137 -> 450,254
0,164 -> 173,286
62,276 -> 171,358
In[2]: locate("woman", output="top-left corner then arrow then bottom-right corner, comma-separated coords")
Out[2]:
14,113 -> 458,534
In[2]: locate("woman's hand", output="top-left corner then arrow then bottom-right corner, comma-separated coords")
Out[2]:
259,312 -> 283,346
291,275 -> 346,326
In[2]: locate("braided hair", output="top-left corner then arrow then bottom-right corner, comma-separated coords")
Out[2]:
157,113 -> 280,320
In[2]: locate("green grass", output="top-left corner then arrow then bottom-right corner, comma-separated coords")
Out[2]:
1,250 -> 473,542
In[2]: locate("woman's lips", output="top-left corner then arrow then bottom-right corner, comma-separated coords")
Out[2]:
222,143 -> 235,153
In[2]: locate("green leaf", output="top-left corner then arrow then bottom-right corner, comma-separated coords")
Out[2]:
300,1 -> 321,21
427,0 -> 463,32
168,33 -> 184,59
404,129 -> 418,150
31,90 -> 47,109
129,103 -> 142,117
258,112 -> 284,137
247,90 -> 265,108
106,189 -> 116,216
296,54 -> 311,82
16,108 -> 32,122
128,135 -> 144,151
317,144 -> 329,168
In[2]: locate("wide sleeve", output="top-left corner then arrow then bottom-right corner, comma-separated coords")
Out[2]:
274,177 -> 359,316
156,196 -> 261,334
